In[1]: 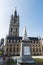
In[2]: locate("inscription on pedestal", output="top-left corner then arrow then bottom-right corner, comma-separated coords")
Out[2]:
24,46 -> 30,55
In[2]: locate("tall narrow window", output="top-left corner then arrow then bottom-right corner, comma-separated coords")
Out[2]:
6,48 -> 8,51
36,48 -> 38,52
10,48 -> 12,52
14,18 -> 16,23
33,48 -> 35,52
39,48 -> 41,52
11,28 -> 13,32
16,28 -> 17,32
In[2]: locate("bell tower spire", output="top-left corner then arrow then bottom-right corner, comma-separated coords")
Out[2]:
9,9 -> 19,37
14,8 -> 17,17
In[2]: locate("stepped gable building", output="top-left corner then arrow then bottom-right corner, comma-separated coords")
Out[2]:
4,9 -> 43,56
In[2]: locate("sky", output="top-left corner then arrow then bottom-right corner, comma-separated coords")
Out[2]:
0,0 -> 43,39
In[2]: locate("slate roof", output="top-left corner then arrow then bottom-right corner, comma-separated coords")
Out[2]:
6,36 -> 39,43
6,36 -> 22,40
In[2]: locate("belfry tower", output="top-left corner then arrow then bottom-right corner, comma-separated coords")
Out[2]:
9,9 -> 19,37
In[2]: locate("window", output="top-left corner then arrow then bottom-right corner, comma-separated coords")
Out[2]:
36,48 -> 38,52
7,40 -> 9,43
10,44 -> 12,46
7,44 -> 8,46
37,53 -> 38,55
34,53 -> 35,55
13,53 -> 15,56
17,44 -> 19,47
14,18 -> 16,23
16,28 -> 17,32
9,53 -> 11,56
17,40 -> 19,42
39,48 -> 41,52
36,45 -> 37,46
11,40 -> 12,42
33,48 -> 35,52
17,48 -> 19,51
14,40 -> 16,43
33,45 -> 34,46
11,28 -> 13,32
10,48 -> 12,52
42,46 -> 43,50
14,44 -> 15,46
34,40 -> 35,43
13,48 -> 15,51
39,45 -> 40,46
20,40 -> 22,42
6,48 -> 8,51
17,53 -> 20,56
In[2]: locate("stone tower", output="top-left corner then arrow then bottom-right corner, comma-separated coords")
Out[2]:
9,9 -> 19,37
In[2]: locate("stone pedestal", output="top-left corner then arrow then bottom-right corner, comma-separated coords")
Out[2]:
17,56 -> 35,65
17,27 -> 35,65
17,40 -> 35,65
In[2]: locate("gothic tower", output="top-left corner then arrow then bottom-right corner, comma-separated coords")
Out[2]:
9,9 -> 19,37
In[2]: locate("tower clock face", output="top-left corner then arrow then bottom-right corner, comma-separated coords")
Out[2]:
24,46 -> 31,55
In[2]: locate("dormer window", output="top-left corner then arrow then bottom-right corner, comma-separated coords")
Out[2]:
11,40 -> 12,43
20,40 -> 22,42
7,40 -> 9,42
10,44 -> 12,46
17,40 -> 19,42
14,40 -> 16,43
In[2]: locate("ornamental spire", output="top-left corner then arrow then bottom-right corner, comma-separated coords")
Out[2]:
14,8 -> 17,17
22,26 -> 28,40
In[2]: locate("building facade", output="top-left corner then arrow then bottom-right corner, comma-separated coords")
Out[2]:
4,10 -> 43,56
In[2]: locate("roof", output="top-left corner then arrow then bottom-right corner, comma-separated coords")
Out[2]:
6,36 -> 22,40
6,36 -> 39,42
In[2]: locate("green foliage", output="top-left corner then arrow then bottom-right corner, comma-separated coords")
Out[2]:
34,58 -> 43,62
34,58 -> 43,65
0,52 -> 2,55
5,59 -> 17,65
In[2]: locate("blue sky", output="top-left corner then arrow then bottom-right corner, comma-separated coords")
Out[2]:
0,0 -> 43,39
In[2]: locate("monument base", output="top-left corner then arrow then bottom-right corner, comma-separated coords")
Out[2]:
17,56 -> 36,65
